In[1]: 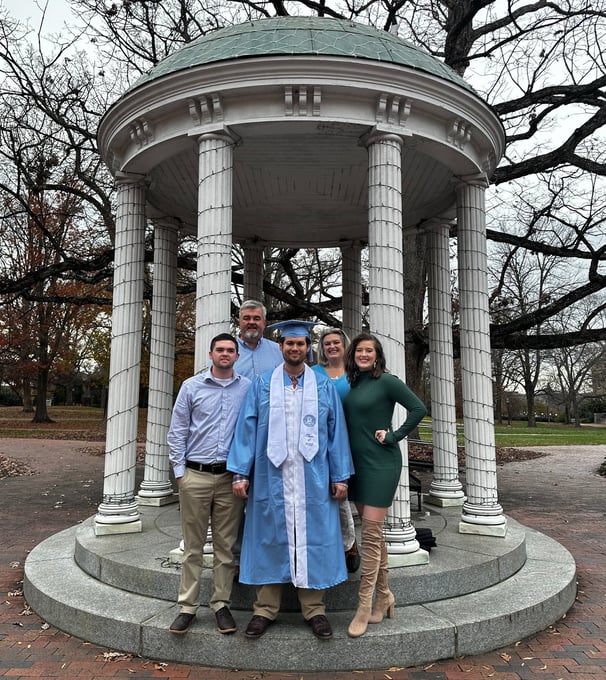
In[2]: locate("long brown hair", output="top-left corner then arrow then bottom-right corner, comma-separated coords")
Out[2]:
344,333 -> 387,385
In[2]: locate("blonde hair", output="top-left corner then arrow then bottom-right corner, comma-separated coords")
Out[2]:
317,328 -> 350,366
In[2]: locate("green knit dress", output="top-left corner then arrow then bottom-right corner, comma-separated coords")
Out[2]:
343,371 -> 427,507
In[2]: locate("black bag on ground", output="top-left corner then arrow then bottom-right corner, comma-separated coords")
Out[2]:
415,527 -> 437,552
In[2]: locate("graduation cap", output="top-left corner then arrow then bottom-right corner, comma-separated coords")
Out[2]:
267,320 -> 317,339
268,320 -> 317,361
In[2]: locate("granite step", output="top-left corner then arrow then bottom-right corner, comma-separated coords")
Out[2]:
72,504 -> 528,608
23,506 -> 576,672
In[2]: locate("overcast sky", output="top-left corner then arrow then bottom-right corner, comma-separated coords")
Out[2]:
2,0 -> 72,33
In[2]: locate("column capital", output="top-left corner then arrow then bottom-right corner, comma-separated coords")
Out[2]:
115,171 -> 147,187
423,216 -> 456,230
339,239 -> 365,250
241,240 -> 265,250
147,208 -> 181,230
452,172 -> 489,190
361,128 -> 405,148
422,218 -> 456,241
195,126 -> 240,146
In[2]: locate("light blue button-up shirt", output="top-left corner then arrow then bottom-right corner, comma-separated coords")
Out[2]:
167,369 -> 251,479
234,336 -> 282,379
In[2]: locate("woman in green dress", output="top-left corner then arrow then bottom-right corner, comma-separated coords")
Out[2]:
342,333 -> 427,638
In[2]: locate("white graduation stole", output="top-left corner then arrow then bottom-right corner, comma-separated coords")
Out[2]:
267,364 -> 319,467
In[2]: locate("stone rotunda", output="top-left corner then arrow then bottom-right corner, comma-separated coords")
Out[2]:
23,17 -> 576,672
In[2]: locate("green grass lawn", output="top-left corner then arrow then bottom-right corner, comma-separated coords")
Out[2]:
1,406 -> 604,447
0,406 -> 147,441
493,421 -> 606,447
417,419 -> 605,447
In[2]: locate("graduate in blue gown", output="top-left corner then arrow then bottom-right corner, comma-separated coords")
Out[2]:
227,320 -> 354,640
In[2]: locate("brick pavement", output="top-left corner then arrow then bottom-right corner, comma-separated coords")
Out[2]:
1,439 -> 605,680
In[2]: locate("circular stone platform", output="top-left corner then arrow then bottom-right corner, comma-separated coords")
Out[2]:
24,503 -> 576,672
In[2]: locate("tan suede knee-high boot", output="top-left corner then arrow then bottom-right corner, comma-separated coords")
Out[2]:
368,539 -> 395,624
347,518 -> 384,638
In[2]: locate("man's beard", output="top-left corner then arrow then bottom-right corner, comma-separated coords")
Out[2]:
242,328 -> 261,341
283,354 -> 306,368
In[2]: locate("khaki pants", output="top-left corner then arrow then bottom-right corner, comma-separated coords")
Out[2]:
177,468 -> 243,615
253,583 -> 326,620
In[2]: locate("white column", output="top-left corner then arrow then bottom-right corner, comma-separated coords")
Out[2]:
425,219 -> 465,506
366,131 -> 424,564
95,174 -> 146,534
341,243 -> 363,341
195,132 -> 235,372
138,220 -> 178,506
243,243 -> 264,301
455,176 -> 507,536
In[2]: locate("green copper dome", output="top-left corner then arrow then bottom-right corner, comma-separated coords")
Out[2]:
132,17 -> 471,90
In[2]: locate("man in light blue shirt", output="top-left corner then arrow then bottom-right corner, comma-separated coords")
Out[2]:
168,333 -> 251,636
232,300 -> 284,573
234,299 -> 282,379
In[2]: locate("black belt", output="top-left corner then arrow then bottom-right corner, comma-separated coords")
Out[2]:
185,460 -> 228,474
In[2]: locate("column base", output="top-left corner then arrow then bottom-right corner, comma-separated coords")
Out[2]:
425,493 -> 466,508
138,480 -> 176,497
387,548 -> 429,567
136,492 -> 179,507
459,518 -> 508,537
384,524 -> 419,555
94,520 -> 142,536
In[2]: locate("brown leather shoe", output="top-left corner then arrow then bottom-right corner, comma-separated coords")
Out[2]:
244,614 -> 273,638
215,606 -> 236,634
305,614 -> 333,639
169,612 -> 195,635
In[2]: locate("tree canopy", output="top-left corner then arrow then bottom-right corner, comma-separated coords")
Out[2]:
0,0 -> 605,405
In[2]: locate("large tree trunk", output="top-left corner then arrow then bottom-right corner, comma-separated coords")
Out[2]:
21,378 -> 34,412
32,319 -> 54,423
403,228 -> 428,438
526,392 -> 536,428
32,367 -> 54,423
403,228 -> 428,392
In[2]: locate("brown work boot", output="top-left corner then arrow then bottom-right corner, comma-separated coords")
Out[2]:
305,614 -> 333,639
244,614 -> 273,639
215,606 -> 236,634
169,612 -> 195,635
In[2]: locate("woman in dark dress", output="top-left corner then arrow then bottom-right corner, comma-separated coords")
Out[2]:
342,333 -> 427,637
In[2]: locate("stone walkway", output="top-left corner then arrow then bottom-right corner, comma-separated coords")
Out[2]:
1,439 -> 605,679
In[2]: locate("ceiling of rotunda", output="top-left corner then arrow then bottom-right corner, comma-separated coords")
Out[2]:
146,121 -> 455,247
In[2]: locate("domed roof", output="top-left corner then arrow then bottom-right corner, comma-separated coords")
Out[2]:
132,16 -> 471,91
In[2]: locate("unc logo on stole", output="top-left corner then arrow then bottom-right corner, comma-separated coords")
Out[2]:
303,414 -> 316,427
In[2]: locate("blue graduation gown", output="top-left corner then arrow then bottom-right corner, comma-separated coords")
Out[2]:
227,366 -> 354,589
